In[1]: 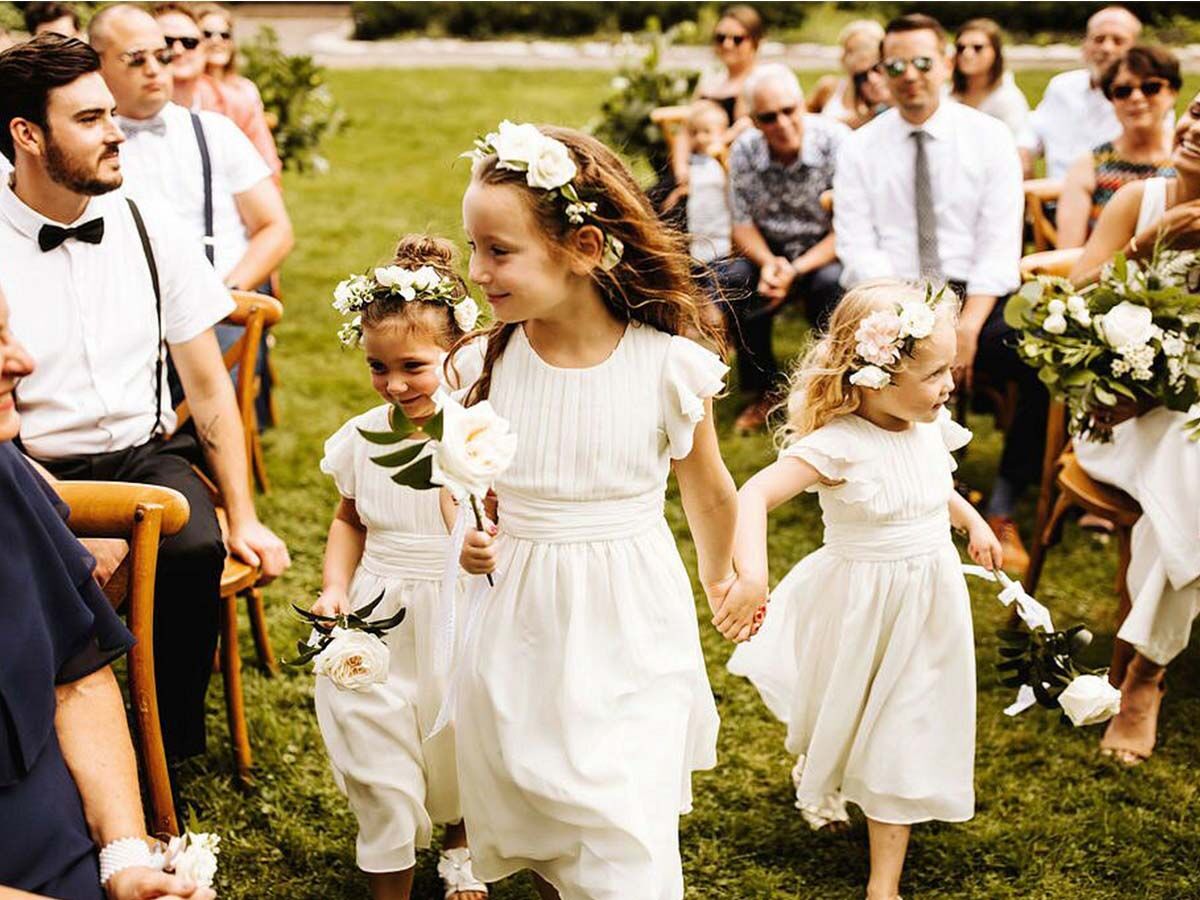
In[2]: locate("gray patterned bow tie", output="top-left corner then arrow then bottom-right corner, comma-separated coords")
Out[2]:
119,116 -> 167,137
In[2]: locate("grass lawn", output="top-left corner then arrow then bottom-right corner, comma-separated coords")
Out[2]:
181,69 -> 1200,899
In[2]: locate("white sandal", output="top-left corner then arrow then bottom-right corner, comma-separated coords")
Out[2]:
437,847 -> 488,899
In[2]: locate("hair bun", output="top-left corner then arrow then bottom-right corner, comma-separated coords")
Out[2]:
392,234 -> 456,270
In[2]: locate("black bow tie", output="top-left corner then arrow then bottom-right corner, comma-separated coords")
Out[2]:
38,217 -> 105,252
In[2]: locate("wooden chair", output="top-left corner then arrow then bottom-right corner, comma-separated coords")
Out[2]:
1024,178 -> 1063,251
174,290 -> 284,783
1019,247 -> 1141,687
55,480 -> 190,837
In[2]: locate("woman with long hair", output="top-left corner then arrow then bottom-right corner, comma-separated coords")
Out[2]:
949,18 -> 1030,138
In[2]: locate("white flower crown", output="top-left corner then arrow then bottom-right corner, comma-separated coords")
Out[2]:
848,284 -> 947,390
332,265 -> 480,347
463,120 -> 624,271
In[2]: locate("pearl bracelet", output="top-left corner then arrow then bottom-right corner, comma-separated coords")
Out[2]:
98,836 -> 155,887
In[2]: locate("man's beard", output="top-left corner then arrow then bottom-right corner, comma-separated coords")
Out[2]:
44,130 -> 121,196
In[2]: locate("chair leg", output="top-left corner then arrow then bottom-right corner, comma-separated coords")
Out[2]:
220,594 -> 253,784
129,626 -> 179,836
246,587 -> 279,676
1109,525 -> 1136,688
1026,492 -> 1072,594
251,428 -> 270,494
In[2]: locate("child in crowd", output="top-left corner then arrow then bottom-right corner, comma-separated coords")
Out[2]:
313,235 -> 487,900
727,280 -> 1003,900
677,99 -> 733,265
451,121 -> 753,899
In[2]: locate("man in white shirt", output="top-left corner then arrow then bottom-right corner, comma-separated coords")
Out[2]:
0,34 -> 290,762
1019,6 -> 1142,180
834,13 -> 1043,572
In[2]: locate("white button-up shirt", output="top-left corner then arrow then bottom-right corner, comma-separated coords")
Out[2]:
1019,68 -> 1121,181
833,101 -> 1023,298
0,185 -> 234,458
117,101 -> 270,281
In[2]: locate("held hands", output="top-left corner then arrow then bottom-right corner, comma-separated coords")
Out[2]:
966,519 -> 1004,573
757,256 -> 797,305
106,866 -> 216,900
227,518 -> 291,583
707,572 -> 768,643
461,521 -> 499,576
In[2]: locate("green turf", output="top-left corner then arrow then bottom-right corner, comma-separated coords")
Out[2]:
183,69 -> 1200,899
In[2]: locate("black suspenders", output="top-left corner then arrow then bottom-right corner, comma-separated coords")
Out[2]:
189,111 -> 215,265
126,198 -> 166,439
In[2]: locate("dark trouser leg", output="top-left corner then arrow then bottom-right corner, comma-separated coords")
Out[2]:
973,299 -> 1050,503
713,256 -> 780,397
42,437 -> 225,760
795,261 -> 844,332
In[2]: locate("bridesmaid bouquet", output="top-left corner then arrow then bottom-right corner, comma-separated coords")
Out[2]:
1005,248 -> 1200,442
285,593 -> 406,691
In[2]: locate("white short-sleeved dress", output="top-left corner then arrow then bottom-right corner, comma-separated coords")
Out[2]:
453,323 -> 725,900
315,404 -> 471,873
728,410 -> 977,827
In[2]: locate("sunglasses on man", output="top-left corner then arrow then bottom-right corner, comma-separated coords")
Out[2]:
1110,78 -> 1169,101
754,104 -> 797,126
203,29 -> 232,40
713,31 -> 747,47
163,34 -> 201,51
882,56 -> 935,78
118,46 -> 176,68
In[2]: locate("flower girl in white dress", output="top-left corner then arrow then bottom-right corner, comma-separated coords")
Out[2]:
727,280 -> 1003,900
451,123 -> 751,899
313,236 -> 487,900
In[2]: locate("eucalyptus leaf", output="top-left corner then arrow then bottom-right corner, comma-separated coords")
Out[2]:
357,427 -> 410,445
370,442 -> 426,469
354,591 -> 386,620
391,453 -> 435,489
422,408 -> 445,442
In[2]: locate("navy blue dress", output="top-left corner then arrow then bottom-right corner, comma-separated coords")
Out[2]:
0,441 -> 135,898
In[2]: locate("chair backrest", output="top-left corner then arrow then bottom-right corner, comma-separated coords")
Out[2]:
1020,247 -> 1083,279
173,291 -> 284,470
1024,177 -> 1062,251
53,479 -> 190,837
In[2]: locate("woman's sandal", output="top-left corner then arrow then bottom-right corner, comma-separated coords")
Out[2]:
1099,674 -> 1166,767
437,847 -> 488,899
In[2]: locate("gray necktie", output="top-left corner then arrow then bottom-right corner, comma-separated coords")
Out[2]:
912,130 -> 942,280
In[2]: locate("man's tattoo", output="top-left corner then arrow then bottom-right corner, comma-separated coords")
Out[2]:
198,414 -> 221,453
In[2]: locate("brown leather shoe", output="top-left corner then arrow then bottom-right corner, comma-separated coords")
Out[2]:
986,515 -> 1030,577
734,396 -> 773,435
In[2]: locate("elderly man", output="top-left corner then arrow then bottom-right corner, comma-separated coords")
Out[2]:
1020,6 -> 1143,180
720,63 -> 849,433
0,33 -> 290,763
834,13 -> 1040,572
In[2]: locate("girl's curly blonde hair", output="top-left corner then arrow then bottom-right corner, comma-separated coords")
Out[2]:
777,279 -> 958,446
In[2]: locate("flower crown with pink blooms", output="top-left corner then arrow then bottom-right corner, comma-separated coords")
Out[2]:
463,120 -> 624,271
848,284 -> 948,390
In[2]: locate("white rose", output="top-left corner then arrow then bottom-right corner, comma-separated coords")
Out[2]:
431,398 -> 518,498
454,297 -> 480,332
313,627 -> 390,691
1058,674 -> 1122,727
1042,313 -> 1068,335
848,365 -> 891,390
897,301 -> 936,339
1097,301 -> 1156,349
165,833 -> 220,888
490,120 -> 545,169
525,136 -> 578,190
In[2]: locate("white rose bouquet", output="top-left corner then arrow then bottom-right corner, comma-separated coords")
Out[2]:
285,592 -> 406,690
150,829 -> 220,889
1006,248 -> 1200,441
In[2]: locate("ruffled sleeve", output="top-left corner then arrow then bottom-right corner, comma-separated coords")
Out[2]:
937,407 -> 972,471
662,334 -> 729,460
779,419 -> 879,504
320,415 -> 363,499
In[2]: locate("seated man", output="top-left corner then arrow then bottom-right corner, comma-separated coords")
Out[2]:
719,63 -> 848,433
0,34 -> 290,763
833,13 -> 1040,571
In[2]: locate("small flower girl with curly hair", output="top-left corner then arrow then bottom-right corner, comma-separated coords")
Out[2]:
728,279 -> 1003,900
313,235 -> 487,900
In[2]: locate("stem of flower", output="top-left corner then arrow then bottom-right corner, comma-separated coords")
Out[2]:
469,494 -> 495,587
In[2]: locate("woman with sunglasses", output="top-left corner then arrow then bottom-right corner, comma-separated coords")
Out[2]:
949,18 -> 1029,139
1056,44 -> 1179,250
666,5 -> 762,209
809,20 -> 890,128
195,3 -> 281,181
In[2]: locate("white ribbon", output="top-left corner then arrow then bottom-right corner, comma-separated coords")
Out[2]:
962,565 -> 1057,716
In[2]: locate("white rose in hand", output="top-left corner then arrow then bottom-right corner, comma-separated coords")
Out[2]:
163,832 -> 220,888
313,627 -> 390,691
432,399 -> 518,498
1098,301 -> 1156,349
490,120 -> 546,169
1058,673 -> 1122,727
526,137 -> 578,190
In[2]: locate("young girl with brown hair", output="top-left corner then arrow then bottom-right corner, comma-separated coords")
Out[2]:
450,122 -> 753,898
